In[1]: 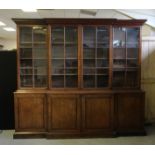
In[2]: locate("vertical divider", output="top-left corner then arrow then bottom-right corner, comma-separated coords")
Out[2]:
64,26 -> 66,88
17,25 -> 20,89
109,26 -> 113,88
32,26 -> 34,88
138,27 -> 142,89
48,25 -> 51,89
95,26 -> 97,88
78,25 -> 83,88
125,27 -> 127,87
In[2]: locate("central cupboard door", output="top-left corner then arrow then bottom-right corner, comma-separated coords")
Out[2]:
48,95 -> 80,132
82,95 -> 113,134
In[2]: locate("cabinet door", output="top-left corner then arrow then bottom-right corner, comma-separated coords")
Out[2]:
14,93 -> 46,132
116,92 -> 145,133
112,27 -> 140,88
82,95 -> 113,134
83,26 -> 110,88
48,95 -> 80,132
51,26 -> 78,88
19,26 -> 48,88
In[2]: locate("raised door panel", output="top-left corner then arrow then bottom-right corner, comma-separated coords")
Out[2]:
116,93 -> 145,132
82,95 -> 113,132
15,94 -> 46,131
48,95 -> 80,131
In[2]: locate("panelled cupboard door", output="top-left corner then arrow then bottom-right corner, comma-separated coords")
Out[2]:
48,95 -> 80,132
14,93 -> 47,132
82,95 -> 113,133
116,93 -> 145,133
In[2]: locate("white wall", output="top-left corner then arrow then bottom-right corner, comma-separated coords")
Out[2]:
142,25 -> 155,37
141,37 -> 155,123
0,38 -> 16,50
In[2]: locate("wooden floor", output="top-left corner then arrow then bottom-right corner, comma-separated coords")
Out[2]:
0,124 -> 155,144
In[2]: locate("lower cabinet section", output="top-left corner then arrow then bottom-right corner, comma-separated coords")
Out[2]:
47,95 -> 81,138
82,95 -> 113,136
115,92 -> 145,135
14,91 -> 145,138
14,93 -> 47,138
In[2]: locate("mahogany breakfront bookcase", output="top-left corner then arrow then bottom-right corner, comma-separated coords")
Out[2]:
13,18 -> 146,138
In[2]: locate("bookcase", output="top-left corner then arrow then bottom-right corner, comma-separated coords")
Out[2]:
13,19 -> 146,138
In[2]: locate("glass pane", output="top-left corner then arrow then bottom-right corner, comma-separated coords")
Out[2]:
97,59 -> 108,68
52,27 -> 64,43
65,59 -> 77,68
66,69 -> 77,75
20,68 -> 32,75
20,43 -> 32,48
34,60 -> 47,75
127,48 -> 138,59
83,27 -> 96,48
34,75 -> 47,87
20,59 -> 32,67
20,27 -> 32,43
112,71 -> 125,87
84,68 -> 95,75
20,75 -> 33,87
127,28 -> 139,48
97,48 -> 108,59
33,48 -> 47,59
66,75 -> 78,87
97,75 -> 108,87
52,59 -> 64,68
83,75 -> 95,88
52,75 -> 64,87
97,68 -> 108,75
127,59 -> 138,68
113,48 -> 126,59
52,68 -> 64,75
65,27 -> 77,43
113,27 -> 126,48
20,48 -> 32,59
113,59 -> 126,68
126,71 -> 138,87
83,48 -> 95,59
66,45 -> 77,59
52,44 -> 64,58
83,59 -> 95,67
33,26 -> 47,42
97,27 -> 109,48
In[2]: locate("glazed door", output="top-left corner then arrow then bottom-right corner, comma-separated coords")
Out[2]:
51,26 -> 78,88
82,26 -> 110,88
112,27 -> 140,88
19,26 -> 48,88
